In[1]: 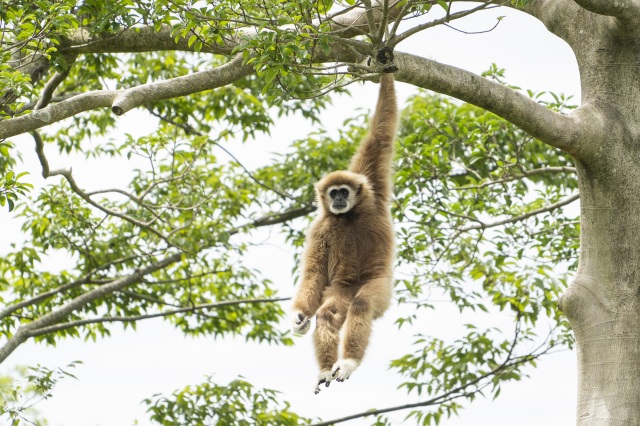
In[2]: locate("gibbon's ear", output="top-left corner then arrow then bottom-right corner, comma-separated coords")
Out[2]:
356,184 -> 363,195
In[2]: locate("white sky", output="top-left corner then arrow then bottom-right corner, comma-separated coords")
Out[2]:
0,5 -> 581,426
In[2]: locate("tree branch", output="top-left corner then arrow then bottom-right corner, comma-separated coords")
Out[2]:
111,53 -> 252,116
0,255 -> 141,320
59,25 -> 237,56
571,0 -> 640,27
1,91 -> 121,139
250,205 -> 316,227
393,52 -> 580,154
0,203 -> 313,354
0,252 -> 183,364
361,0 -> 380,42
0,55 -> 254,140
25,297 -> 291,337
9,46 -> 577,146
34,67 -> 74,110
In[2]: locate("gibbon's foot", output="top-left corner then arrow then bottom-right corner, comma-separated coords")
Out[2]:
292,312 -> 311,335
331,358 -> 360,382
314,370 -> 334,394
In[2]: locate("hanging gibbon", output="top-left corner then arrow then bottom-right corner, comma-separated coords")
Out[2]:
292,53 -> 397,394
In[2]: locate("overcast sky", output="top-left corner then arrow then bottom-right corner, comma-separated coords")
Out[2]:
0,5 -> 581,426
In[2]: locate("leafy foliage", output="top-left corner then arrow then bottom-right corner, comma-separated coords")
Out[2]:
143,377 -> 310,425
0,361 -> 81,425
0,140 -> 32,212
2,131 -> 292,345
0,169 -> 33,212
0,70 -> 578,426
394,87 -> 578,321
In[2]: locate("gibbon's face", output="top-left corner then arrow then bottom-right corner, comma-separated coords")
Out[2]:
326,184 -> 356,215
316,171 -> 370,216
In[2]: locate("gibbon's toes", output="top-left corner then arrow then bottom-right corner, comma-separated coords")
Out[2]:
331,359 -> 360,382
314,370 -> 334,394
292,312 -> 311,335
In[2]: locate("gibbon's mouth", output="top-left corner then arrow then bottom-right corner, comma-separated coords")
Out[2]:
333,203 -> 348,210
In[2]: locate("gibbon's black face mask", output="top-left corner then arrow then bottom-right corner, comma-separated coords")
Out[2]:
330,187 -> 350,211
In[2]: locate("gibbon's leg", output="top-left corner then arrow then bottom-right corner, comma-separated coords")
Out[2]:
313,292 -> 351,394
332,278 -> 392,381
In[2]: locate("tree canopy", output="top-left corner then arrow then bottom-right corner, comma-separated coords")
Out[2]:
0,0 -> 593,424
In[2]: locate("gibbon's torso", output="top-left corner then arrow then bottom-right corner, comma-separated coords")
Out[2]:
313,202 -> 394,288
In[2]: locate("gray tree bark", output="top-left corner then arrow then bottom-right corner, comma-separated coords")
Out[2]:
548,2 -> 640,424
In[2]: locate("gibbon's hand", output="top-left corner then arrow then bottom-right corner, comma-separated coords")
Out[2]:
292,312 -> 311,335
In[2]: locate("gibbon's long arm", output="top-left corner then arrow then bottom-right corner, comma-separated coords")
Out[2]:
293,232 -> 329,318
348,73 -> 397,204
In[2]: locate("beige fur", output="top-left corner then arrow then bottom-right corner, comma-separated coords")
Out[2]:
292,73 -> 397,391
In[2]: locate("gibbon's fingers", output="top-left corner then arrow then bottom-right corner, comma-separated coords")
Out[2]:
292,312 -> 311,335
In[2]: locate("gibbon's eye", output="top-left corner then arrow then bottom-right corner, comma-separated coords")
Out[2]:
329,189 -> 338,198
340,188 -> 349,198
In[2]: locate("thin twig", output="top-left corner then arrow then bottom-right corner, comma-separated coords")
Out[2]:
459,192 -> 580,232
147,108 -> 310,206
389,0 -> 418,39
453,166 -> 577,190
390,1 -> 500,47
311,338 -> 548,426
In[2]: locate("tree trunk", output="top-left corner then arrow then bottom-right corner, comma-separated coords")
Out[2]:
554,3 -> 640,425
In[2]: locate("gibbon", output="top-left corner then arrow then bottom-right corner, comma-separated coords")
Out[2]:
292,56 -> 397,394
